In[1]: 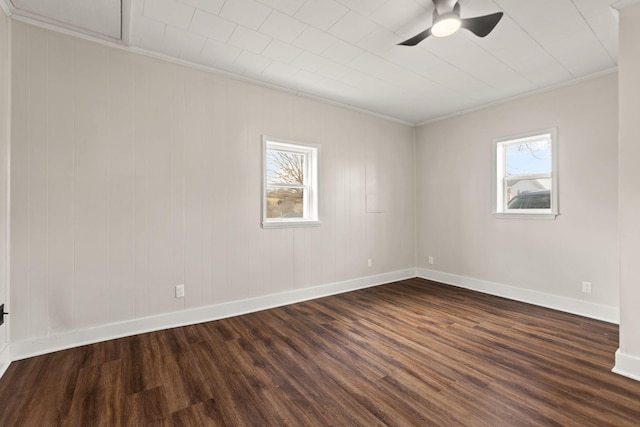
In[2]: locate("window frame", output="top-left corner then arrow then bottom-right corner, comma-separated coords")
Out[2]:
492,128 -> 559,220
262,136 -> 320,229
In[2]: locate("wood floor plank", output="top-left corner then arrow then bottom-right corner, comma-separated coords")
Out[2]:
234,312 -> 385,426
123,386 -> 172,426
170,399 -> 227,427
1,278 -> 639,426
62,359 -> 124,427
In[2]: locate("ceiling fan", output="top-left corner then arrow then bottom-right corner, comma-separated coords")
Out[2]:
399,0 -> 504,46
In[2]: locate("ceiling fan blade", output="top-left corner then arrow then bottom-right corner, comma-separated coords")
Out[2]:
460,12 -> 503,37
398,27 -> 432,46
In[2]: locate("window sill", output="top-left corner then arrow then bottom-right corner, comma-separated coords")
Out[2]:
493,212 -> 559,220
262,220 -> 322,229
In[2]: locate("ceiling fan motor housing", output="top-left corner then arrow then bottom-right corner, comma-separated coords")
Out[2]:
434,0 -> 461,15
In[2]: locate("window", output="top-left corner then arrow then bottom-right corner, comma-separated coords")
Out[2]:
262,137 -> 320,228
493,129 -> 558,219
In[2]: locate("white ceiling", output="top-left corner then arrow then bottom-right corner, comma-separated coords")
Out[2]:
3,0 -> 621,124
9,0 -> 122,39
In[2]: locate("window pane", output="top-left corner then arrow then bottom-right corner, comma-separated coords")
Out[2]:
266,150 -> 304,185
505,139 -> 551,175
266,187 -> 304,218
494,129 -> 557,217
262,138 -> 319,228
506,178 -> 551,209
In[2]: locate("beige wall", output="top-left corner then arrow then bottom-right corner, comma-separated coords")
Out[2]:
9,22 -> 415,344
415,73 -> 619,310
617,1 -> 640,379
0,10 -> 8,357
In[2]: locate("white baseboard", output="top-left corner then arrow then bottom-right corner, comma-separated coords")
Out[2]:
0,344 -> 10,378
613,349 -> 640,381
5,267 -> 623,377
416,268 -> 620,324
9,268 -> 417,362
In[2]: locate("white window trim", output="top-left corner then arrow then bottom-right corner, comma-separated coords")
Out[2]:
262,136 -> 321,229
492,128 -> 559,220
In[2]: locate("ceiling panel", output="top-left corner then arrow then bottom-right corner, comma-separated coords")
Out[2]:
328,11 -> 378,43
262,39 -> 302,63
189,9 -> 235,42
11,0 -> 121,39
235,50 -> 273,76
260,9 -> 307,42
293,26 -> 338,54
177,0 -> 224,15
335,0 -> 387,17
163,25 -> 206,61
143,0 -> 192,30
294,0 -> 349,31
5,0 -> 622,124
291,51 -> 330,72
228,26 -> 272,54
370,0 -> 430,34
258,0 -> 306,16
131,15 -> 165,47
200,38 -> 241,68
356,26 -> 403,55
220,0 -> 271,31
322,39 -> 365,63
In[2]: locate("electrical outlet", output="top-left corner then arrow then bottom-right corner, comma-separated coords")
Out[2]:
176,284 -> 185,298
367,258 -> 372,267
428,256 -> 434,265
581,281 -> 592,294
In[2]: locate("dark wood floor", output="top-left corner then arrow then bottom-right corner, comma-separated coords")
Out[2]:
1,278 -> 639,426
